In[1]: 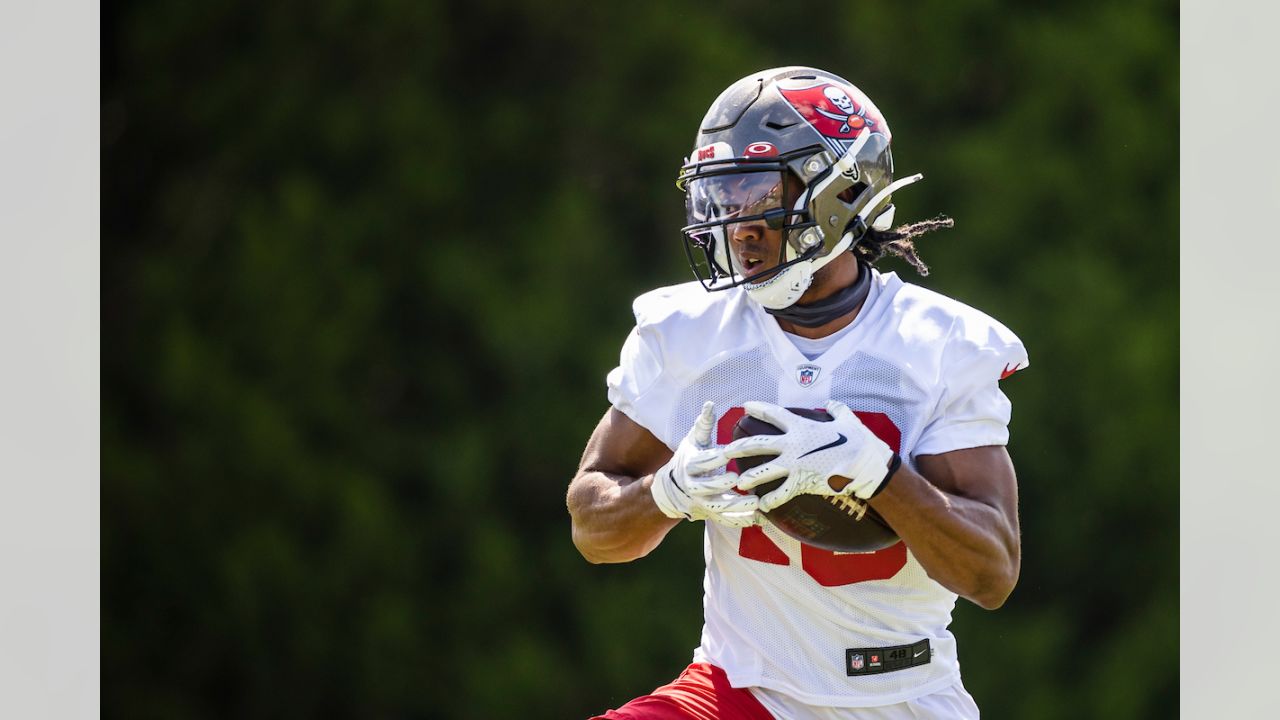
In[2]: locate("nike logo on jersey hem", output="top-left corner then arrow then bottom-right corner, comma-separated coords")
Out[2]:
798,434 -> 847,458
913,648 -> 928,658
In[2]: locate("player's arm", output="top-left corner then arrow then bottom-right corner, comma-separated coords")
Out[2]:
566,407 -> 679,564
869,446 -> 1020,610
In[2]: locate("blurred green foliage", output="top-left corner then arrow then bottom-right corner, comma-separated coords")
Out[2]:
104,0 -> 1177,717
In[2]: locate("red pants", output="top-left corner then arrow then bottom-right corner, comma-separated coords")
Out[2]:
591,663 -> 774,720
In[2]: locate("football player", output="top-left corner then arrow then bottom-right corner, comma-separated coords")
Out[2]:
567,67 -> 1028,720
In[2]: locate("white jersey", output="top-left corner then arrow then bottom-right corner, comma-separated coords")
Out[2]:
606,269 -> 1028,708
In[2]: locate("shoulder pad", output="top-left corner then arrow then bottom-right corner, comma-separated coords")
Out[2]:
886,280 -> 1029,384
893,282 -> 1023,349
630,281 -> 738,329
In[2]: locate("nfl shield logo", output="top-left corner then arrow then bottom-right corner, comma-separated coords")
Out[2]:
850,653 -> 864,671
796,364 -> 821,388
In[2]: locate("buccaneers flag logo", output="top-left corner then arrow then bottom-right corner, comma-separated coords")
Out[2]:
778,83 -> 889,141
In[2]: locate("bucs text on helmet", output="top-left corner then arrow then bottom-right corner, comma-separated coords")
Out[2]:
677,67 -> 925,309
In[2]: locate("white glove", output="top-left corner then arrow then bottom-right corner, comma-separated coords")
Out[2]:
651,401 -> 760,528
718,400 -> 897,512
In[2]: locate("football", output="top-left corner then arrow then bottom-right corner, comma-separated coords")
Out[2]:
733,407 -> 899,553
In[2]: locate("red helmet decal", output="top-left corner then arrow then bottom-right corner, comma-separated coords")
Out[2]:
743,141 -> 778,157
778,83 -> 888,141
691,141 -> 734,163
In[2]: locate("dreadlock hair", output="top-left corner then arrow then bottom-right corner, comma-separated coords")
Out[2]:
851,215 -> 954,277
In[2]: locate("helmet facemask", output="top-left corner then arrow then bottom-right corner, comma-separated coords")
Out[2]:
679,137 -> 909,309
680,150 -> 819,298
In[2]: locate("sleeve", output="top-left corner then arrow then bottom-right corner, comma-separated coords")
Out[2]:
913,321 -> 1029,457
605,325 -> 677,447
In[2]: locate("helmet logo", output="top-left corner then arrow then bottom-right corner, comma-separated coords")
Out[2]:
693,141 -> 734,162
744,141 -> 777,157
824,86 -> 857,114
779,83 -> 888,141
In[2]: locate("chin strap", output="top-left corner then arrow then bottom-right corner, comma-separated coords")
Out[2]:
764,260 -> 872,328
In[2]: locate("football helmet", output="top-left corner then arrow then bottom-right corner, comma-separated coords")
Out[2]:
677,67 -> 924,309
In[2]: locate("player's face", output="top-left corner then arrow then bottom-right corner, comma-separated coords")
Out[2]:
686,170 -> 799,283
728,216 -> 784,282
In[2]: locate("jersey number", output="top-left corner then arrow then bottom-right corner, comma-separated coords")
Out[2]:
716,407 -> 908,587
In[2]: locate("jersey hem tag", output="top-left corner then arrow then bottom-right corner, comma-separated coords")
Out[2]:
845,639 -> 931,676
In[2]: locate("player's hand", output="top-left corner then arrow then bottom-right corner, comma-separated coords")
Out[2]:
719,400 -> 897,512
651,401 -> 760,528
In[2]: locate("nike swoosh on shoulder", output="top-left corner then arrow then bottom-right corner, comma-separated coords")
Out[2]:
798,434 -> 847,458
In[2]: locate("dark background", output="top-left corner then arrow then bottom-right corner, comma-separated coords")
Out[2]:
103,1 -> 1178,717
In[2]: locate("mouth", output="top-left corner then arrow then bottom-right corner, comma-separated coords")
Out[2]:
737,250 -> 772,279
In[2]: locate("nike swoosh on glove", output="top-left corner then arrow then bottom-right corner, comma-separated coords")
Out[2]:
710,400 -> 897,513
650,401 -> 760,528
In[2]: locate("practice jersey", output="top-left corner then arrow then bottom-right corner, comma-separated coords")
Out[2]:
606,269 -> 1028,708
